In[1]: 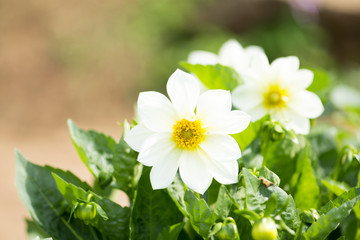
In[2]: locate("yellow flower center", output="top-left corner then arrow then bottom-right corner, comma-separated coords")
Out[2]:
172,119 -> 205,150
264,85 -> 288,109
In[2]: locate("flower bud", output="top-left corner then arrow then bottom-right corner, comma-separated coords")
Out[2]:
75,202 -> 97,221
251,217 -> 278,240
215,217 -> 240,240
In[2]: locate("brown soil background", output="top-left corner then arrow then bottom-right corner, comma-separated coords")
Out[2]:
1,0 -> 360,239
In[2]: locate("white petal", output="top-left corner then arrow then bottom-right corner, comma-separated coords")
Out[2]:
283,110 -> 311,135
271,56 -> 300,73
218,39 -> 244,67
288,69 -> 313,91
212,110 -> 251,134
242,47 -> 269,75
138,91 -> 178,132
196,90 -> 232,128
245,104 -> 268,121
207,158 -> 238,184
179,150 -> 212,194
124,123 -> 155,152
288,90 -> 324,118
232,85 -> 263,111
187,51 -> 218,65
150,147 -> 181,190
167,69 -> 200,118
138,133 -> 174,166
200,134 -> 241,161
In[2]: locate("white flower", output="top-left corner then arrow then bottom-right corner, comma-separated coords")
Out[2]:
125,69 -> 250,193
232,55 -> 324,134
188,39 -> 264,79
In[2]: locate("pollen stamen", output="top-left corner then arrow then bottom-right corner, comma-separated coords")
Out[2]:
172,119 -> 205,150
264,85 -> 288,109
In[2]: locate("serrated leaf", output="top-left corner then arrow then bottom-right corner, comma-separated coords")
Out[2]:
184,190 -> 218,237
181,62 -> 240,91
242,168 -> 267,214
52,173 -> 108,221
130,168 -> 183,240
15,150 -> 100,240
52,173 -> 131,239
156,222 -> 186,240
303,188 -> 360,240
214,185 -> 234,220
68,119 -> 116,179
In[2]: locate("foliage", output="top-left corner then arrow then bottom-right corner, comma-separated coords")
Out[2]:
15,46 -> 360,240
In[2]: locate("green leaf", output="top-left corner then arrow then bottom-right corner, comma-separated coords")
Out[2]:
156,222 -> 186,240
264,193 -> 278,217
167,174 -> 188,217
322,179 -> 349,197
112,135 -> 140,199
68,119 -> 116,181
242,168 -> 267,214
130,168 -> 183,240
307,68 -> 330,98
320,187 -> 360,214
303,187 -> 360,240
68,119 -> 139,198
293,144 -> 320,210
259,166 -> 280,186
181,62 -> 240,91
15,150 -> 101,240
184,190 -> 218,237
26,219 -> 50,240
52,173 -> 131,239
52,173 -> 108,221
232,116 -> 268,152
262,131 -> 306,186
214,185 -> 234,220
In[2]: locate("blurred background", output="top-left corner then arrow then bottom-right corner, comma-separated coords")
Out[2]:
1,0 -> 360,239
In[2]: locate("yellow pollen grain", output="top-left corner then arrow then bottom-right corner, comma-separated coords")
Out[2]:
172,119 -> 205,150
263,85 -> 288,109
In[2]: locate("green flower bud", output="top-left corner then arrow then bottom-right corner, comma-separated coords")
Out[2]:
75,202 -> 97,221
215,217 -> 240,240
251,217 -> 278,240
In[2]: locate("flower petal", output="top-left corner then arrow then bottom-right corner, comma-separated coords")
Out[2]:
218,39 -> 244,67
150,147 -> 182,190
232,85 -> 263,111
138,91 -> 178,132
288,69 -> 313,91
187,51 -> 218,65
138,133 -> 174,166
167,69 -> 200,118
200,134 -> 241,161
283,110 -> 311,135
124,123 -> 155,152
271,56 -> 299,73
207,158 -> 238,184
196,90 -> 232,128
245,104 -> 268,121
288,90 -> 324,118
179,150 -> 212,194
213,110 -> 251,134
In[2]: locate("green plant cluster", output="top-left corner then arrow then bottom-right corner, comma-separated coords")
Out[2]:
16,63 -> 360,239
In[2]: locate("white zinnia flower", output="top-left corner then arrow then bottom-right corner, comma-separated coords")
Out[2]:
188,39 -> 264,78
125,69 -> 250,194
232,55 -> 324,135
